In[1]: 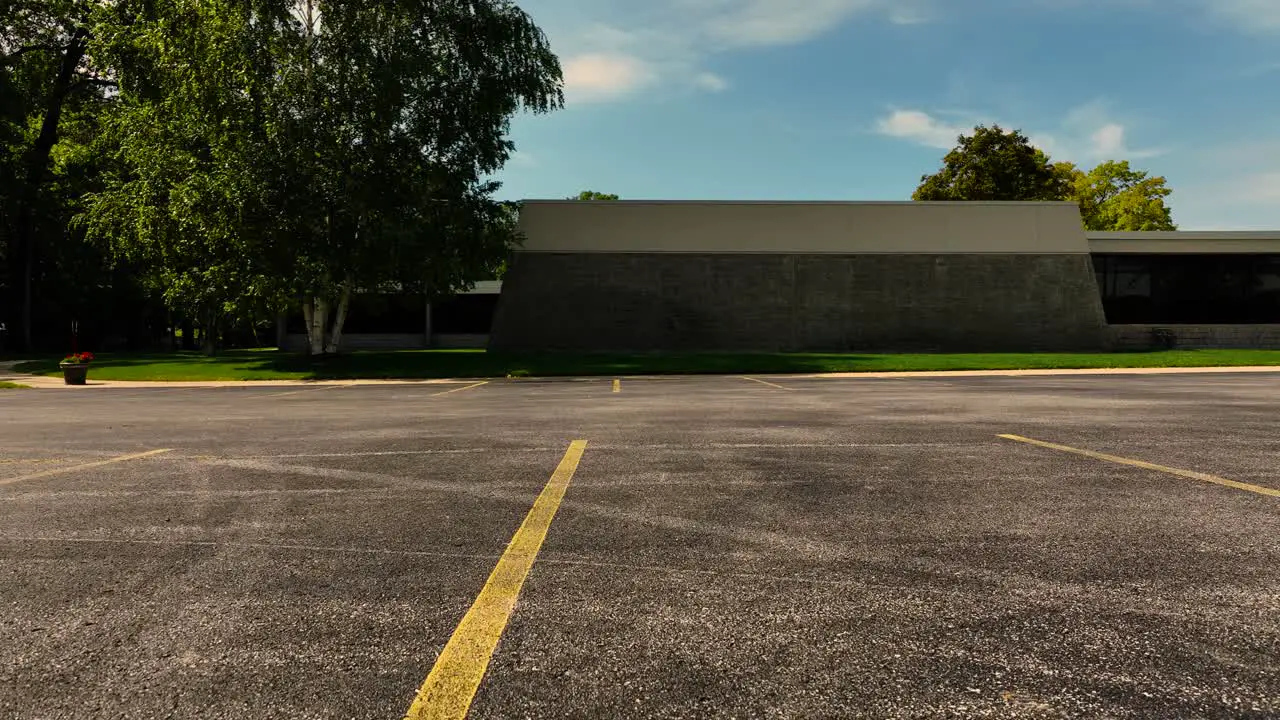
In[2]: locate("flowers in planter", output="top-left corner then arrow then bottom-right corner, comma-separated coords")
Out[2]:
60,352 -> 95,366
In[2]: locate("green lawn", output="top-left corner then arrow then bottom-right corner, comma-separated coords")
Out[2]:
0,381 -> 30,389
9,348 -> 1280,381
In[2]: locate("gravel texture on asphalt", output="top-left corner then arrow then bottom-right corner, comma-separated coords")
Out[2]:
1,374 -> 1277,718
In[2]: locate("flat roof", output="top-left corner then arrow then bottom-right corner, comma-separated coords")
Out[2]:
1088,231 -> 1280,240
1089,232 -> 1280,254
521,199 -> 1080,207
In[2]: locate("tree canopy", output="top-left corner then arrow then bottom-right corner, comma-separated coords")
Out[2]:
80,0 -> 563,354
1058,160 -> 1176,231
912,124 -> 1177,230
570,190 -> 620,200
912,125 -> 1065,202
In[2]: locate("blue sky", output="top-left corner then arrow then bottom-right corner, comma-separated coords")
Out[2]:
493,0 -> 1280,229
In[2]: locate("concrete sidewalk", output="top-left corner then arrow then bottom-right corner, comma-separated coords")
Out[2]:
0,362 -> 470,389
790,365 -> 1280,379
2,360 -> 1279,389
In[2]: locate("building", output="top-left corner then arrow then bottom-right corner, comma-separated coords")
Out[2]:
487,201 -> 1280,352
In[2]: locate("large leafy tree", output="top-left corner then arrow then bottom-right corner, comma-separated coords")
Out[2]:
570,190 -> 619,200
1057,160 -> 1177,231
85,0 -> 562,355
912,125 -> 1066,202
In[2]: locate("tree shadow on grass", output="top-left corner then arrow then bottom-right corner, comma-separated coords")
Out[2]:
10,348 -> 1261,381
9,349 -> 891,380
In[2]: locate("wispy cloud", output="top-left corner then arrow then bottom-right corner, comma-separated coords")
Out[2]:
1174,139 -> 1280,228
1232,172 -> 1280,203
508,150 -> 539,168
531,0 -> 931,104
1204,0 -> 1280,33
692,72 -> 730,92
696,0 -> 883,47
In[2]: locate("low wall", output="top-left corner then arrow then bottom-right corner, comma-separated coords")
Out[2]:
282,333 -> 427,351
1109,325 -> 1280,350
433,334 -> 489,349
281,333 -> 489,351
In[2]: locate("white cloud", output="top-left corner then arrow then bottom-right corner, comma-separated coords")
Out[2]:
562,53 -> 656,102
875,110 -> 966,149
693,72 -> 729,92
1089,123 -> 1125,157
875,101 -> 1165,164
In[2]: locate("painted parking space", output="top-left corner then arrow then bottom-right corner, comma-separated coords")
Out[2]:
1,374 -> 1277,717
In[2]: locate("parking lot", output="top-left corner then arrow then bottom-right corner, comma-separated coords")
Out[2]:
2,373 -> 1278,719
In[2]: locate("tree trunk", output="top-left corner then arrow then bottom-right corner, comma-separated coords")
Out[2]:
323,283 -> 351,354
305,296 -> 329,356
200,326 -> 217,356
21,242 -> 32,350
301,297 -> 314,353
200,313 -> 218,356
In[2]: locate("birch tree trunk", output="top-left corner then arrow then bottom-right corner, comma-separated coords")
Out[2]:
301,297 -> 315,353
323,283 -> 352,355
304,296 -> 329,356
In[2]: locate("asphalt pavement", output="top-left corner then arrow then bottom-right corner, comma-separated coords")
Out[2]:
1,373 -> 1277,719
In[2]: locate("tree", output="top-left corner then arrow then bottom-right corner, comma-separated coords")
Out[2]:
570,190 -> 619,200
0,0 -> 115,351
913,125 -> 1065,202
1062,160 -> 1176,231
912,124 -> 1178,231
85,0 -> 563,355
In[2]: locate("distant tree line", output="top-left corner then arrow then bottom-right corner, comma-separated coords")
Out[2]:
570,190 -> 619,200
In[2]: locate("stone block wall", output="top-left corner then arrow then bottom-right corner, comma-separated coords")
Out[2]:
489,252 -> 1109,352
1108,325 -> 1280,350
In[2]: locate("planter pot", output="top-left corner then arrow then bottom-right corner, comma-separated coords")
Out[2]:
60,363 -> 89,385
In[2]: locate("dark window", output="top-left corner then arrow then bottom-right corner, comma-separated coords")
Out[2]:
1093,254 -> 1280,324
431,294 -> 500,334
342,294 -> 427,334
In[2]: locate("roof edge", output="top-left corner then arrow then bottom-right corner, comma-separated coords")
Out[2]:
517,199 -> 1081,207
1089,231 -> 1280,239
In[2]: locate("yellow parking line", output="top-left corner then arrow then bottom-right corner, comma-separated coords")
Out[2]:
263,384 -> 347,398
612,378 -> 621,393
740,376 -> 793,391
430,381 -> 489,397
0,449 -> 171,487
998,434 -> 1280,498
403,439 -> 588,720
